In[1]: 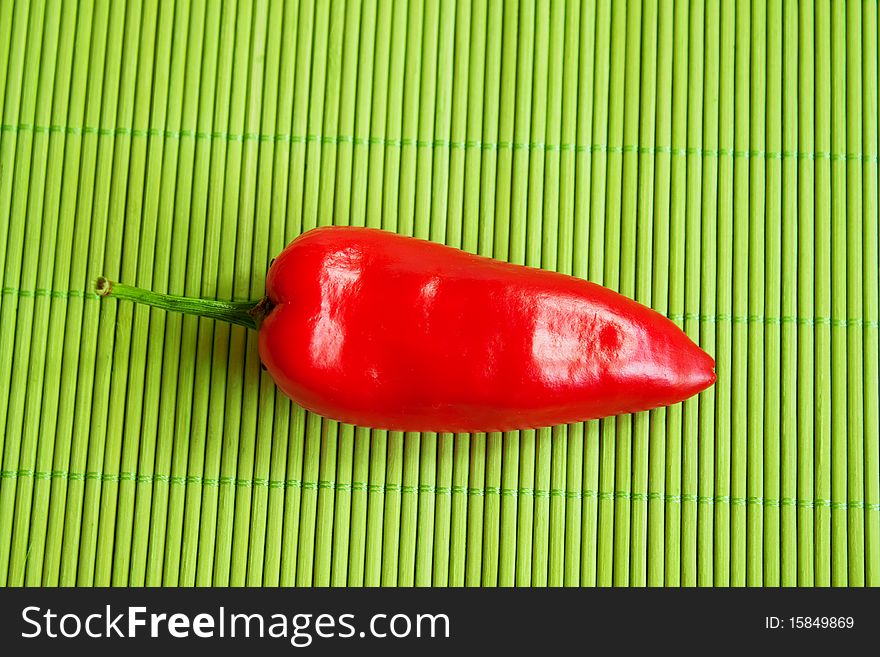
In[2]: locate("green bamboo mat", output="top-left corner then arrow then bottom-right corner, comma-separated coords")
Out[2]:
0,0 -> 878,588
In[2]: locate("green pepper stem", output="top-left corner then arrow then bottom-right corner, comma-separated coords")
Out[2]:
95,277 -> 267,330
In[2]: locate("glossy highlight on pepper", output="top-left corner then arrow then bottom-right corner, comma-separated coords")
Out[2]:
96,226 -> 716,433
259,227 -> 715,432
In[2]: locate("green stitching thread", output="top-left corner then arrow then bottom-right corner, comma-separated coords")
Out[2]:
10,469 -> 880,513
6,468 -> 877,511
10,469 -> 880,512
2,287 -> 878,330
2,122 -> 880,163
1,287 -> 99,300
665,312 -> 878,329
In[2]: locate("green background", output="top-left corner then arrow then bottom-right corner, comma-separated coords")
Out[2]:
1,0 -> 878,587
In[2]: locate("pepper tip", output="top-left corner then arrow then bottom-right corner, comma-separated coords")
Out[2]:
95,276 -> 112,297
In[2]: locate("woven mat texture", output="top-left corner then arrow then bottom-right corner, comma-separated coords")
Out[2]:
0,0 -> 878,586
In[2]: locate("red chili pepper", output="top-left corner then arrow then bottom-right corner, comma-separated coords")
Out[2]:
96,226 -> 715,432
